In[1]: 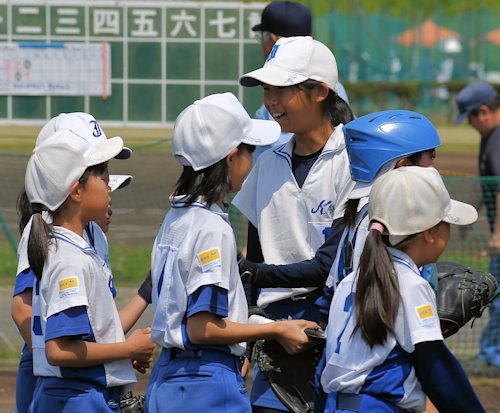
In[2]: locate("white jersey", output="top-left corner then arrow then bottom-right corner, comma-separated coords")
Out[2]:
31,226 -> 136,388
321,248 -> 443,412
232,126 -> 354,307
150,196 -> 248,356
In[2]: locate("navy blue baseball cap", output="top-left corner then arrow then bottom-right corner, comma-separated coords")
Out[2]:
252,1 -> 312,37
453,82 -> 497,125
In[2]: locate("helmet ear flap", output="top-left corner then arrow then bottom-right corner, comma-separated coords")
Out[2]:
343,110 -> 441,183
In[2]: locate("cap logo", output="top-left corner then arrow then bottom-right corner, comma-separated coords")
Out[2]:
90,120 -> 103,138
266,44 -> 280,62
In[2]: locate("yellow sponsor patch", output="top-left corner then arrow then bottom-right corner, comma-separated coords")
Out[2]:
59,277 -> 79,297
415,303 -> 435,324
198,248 -> 221,272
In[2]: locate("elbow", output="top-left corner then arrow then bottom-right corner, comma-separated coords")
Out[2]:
45,340 -> 67,366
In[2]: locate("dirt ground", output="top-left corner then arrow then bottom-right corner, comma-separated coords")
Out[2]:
0,151 -> 497,412
0,365 -> 498,412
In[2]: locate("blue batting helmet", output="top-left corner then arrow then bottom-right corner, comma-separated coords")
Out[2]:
343,110 -> 441,183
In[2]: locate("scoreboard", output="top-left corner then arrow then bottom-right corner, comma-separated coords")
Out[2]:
0,1 -> 265,126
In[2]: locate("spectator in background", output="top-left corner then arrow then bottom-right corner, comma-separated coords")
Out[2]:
251,0 -> 350,162
454,82 -> 500,377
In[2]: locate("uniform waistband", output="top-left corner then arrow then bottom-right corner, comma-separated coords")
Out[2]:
161,347 -> 244,371
329,392 -> 412,413
40,376 -> 124,403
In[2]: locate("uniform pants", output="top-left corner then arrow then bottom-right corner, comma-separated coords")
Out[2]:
15,347 -> 38,413
146,348 -> 249,413
29,377 -> 123,413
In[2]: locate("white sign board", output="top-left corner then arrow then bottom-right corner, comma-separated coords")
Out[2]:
0,42 -> 111,96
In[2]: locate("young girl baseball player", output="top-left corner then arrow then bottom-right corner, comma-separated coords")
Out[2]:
11,113 -> 150,413
23,126 -> 155,412
235,35 -> 355,411
145,92 -> 319,413
321,166 -> 484,412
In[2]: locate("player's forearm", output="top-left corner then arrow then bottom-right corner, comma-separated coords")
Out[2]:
11,291 -> 33,349
186,311 -> 316,347
254,218 -> 345,288
45,337 -> 135,368
119,294 -> 149,334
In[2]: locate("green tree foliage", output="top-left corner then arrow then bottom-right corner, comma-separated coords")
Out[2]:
243,0 -> 500,17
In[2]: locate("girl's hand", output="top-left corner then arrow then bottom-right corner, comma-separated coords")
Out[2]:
274,320 -> 319,354
126,327 -> 156,363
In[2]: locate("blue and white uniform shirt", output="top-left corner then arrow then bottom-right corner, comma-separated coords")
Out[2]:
321,248 -> 443,412
32,226 -> 136,389
233,127 -> 355,307
150,196 -> 248,356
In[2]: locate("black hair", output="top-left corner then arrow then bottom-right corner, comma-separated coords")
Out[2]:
173,143 -> 253,206
27,162 -> 108,280
296,79 -> 355,126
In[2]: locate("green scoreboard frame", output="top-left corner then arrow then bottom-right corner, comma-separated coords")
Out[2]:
0,1 -> 266,126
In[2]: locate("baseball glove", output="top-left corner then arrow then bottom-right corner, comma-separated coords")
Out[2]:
436,261 -> 499,339
254,328 -> 326,413
120,391 -> 145,413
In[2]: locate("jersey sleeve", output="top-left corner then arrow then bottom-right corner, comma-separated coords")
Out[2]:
184,220 -> 237,296
43,256 -> 90,319
398,279 -> 443,351
45,305 -> 92,341
13,268 -> 35,296
187,284 -> 229,318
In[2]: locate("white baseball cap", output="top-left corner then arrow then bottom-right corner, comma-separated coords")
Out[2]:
25,128 -> 125,211
369,166 -> 477,241
239,36 -> 339,93
36,112 -> 132,159
36,112 -> 133,192
172,92 -> 281,171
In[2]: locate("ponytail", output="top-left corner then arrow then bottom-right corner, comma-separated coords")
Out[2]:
353,223 -> 401,348
16,188 -> 32,235
27,208 -> 54,280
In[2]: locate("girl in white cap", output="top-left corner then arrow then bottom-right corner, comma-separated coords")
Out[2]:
12,113 -> 150,413
321,166 -> 484,412
24,127 -> 155,412
235,35 -> 355,411
145,92 -> 319,413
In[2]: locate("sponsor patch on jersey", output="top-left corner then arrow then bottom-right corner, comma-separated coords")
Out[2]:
59,277 -> 79,297
198,248 -> 221,272
415,303 -> 436,324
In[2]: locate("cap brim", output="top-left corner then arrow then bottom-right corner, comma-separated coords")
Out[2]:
109,175 -> 133,192
242,119 -> 281,147
444,199 -> 478,225
453,112 -> 468,125
251,23 -> 262,32
88,136 -> 125,166
115,146 -> 132,159
239,67 -> 308,88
